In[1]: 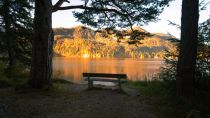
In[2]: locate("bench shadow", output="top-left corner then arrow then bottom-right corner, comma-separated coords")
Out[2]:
85,85 -> 127,94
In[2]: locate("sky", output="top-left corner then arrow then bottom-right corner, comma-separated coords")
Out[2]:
52,0 -> 210,38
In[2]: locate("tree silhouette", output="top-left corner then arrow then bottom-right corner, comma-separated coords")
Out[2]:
176,0 -> 199,97
0,0 -> 33,70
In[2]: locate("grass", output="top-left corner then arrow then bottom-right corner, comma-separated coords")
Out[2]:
125,81 -> 176,117
125,81 -> 210,118
0,73 -> 29,89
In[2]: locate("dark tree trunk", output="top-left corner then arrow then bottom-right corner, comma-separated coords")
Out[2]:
176,0 -> 199,97
2,0 -> 15,68
28,0 -> 54,88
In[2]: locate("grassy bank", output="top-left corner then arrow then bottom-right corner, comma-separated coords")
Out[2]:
125,81 -> 210,118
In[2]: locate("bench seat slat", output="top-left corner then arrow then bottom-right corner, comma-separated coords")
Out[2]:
83,73 -> 127,78
84,78 -> 127,83
83,72 -> 128,90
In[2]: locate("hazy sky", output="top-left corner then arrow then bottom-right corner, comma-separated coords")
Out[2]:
52,0 -> 210,38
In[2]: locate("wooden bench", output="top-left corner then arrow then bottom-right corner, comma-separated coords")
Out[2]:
83,73 -> 127,90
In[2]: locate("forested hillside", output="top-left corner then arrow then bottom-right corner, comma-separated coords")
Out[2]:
53,26 -> 176,58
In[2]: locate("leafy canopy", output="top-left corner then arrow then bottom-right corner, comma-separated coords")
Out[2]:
53,0 -> 173,40
73,0 -> 172,29
54,0 -> 172,29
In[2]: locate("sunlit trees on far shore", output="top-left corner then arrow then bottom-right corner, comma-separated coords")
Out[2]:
53,36 -> 173,59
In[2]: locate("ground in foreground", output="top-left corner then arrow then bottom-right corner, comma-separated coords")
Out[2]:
0,83 -> 159,118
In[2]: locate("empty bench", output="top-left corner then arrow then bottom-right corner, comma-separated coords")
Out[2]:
83,73 -> 127,90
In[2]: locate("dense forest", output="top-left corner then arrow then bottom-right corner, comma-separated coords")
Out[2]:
53,26 -> 176,58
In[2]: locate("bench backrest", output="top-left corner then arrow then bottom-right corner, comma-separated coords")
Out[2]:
83,73 -> 127,78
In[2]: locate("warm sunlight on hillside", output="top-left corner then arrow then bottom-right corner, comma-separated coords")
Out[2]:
53,26 -> 176,59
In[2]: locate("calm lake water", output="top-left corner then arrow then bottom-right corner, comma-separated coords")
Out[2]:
53,57 -> 164,83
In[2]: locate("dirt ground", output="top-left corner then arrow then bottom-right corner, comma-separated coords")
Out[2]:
0,83 -> 158,118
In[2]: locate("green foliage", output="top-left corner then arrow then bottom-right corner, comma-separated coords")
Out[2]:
158,50 -> 177,82
125,81 -> 177,117
6,61 -> 29,78
158,18 -> 210,87
74,0 -> 172,29
126,80 -> 171,96
0,0 -> 33,66
73,0 -> 173,41
0,61 -> 10,87
195,18 -> 210,91
151,18 -> 210,117
186,110 -> 201,118
0,61 -> 29,88
126,81 -> 210,118
139,18 -> 210,118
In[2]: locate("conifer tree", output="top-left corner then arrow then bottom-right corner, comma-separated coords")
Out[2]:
0,0 -> 33,70
176,0 -> 199,97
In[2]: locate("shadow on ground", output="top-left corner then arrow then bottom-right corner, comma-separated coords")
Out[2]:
0,83 -> 157,118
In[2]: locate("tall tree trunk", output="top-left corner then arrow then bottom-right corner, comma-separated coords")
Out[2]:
176,0 -> 199,97
2,0 -> 15,69
29,0 -> 54,88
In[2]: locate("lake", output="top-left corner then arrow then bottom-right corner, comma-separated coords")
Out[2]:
53,57 -> 164,84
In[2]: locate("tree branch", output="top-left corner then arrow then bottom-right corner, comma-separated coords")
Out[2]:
52,5 -> 126,17
53,0 -> 70,12
52,1 -> 135,29
112,1 -> 134,30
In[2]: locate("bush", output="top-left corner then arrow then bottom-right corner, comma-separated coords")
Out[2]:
158,19 -> 210,91
186,110 -> 201,118
0,61 -> 10,87
0,61 -> 29,88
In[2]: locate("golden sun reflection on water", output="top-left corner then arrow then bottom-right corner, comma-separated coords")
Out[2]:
82,53 -> 90,58
53,57 -> 164,83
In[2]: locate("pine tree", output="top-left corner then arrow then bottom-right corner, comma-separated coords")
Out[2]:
0,0 -> 33,69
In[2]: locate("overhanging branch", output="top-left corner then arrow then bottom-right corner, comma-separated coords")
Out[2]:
53,0 -> 70,12
52,5 -> 126,17
52,5 -> 133,26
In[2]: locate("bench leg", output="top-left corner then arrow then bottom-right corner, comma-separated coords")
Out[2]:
118,78 -> 122,90
88,78 -> 93,89
88,80 -> 93,89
